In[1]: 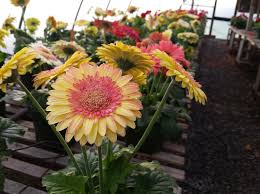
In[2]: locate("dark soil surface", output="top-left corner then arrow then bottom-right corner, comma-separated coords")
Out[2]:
183,38 -> 260,194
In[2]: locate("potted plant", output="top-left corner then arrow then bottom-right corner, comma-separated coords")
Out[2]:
230,14 -> 248,29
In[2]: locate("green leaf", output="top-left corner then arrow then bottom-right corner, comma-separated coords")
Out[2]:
126,165 -> 177,194
42,173 -> 87,194
104,146 -> 135,194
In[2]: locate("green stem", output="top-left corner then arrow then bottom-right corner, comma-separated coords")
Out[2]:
98,147 -> 104,194
155,73 -> 163,93
149,74 -> 157,95
131,78 -> 174,157
81,146 -> 95,194
159,77 -> 170,96
18,6 -> 27,29
16,79 -> 83,175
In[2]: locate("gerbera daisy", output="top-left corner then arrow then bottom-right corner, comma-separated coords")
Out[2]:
84,26 -> 98,36
137,30 -> 171,47
29,42 -> 62,66
177,32 -> 199,44
56,21 -> 68,30
95,7 -> 107,17
33,51 -> 90,89
142,40 -> 190,74
46,16 -> 56,29
153,50 -> 207,105
2,16 -> 16,31
96,41 -> 154,85
127,6 -> 138,14
25,17 -> 40,34
111,22 -> 140,42
52,40 -> 86,60
10,0 -> 30,7
46,63 -> 142,146
75,19 -> 89,27
0,47 -> 36,92
0,29 -> 9,48
190,20 -> 201,33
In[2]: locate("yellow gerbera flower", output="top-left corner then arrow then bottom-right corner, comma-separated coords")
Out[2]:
46,63 -> 142,146
95,7 -> 107,17
75,19 -> 89,27
96,41 -> 154,85
2,16 -> 16,31
177,32 -> 199,44
191,20 -> 201,33
84,26 -> 98,36
0,47 -> 36,92
0,29 -> 9,48
52,40 -> 86,60
25,17 -> 40,34
10,0 -> 30,7
153,50 -> 207,105
56,21 -> 68,30
33,51 -> 91,89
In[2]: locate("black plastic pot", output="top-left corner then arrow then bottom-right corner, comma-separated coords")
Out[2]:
125,124 -> 162,154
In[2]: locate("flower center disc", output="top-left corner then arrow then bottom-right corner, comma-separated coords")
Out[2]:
69,76 -> 122,118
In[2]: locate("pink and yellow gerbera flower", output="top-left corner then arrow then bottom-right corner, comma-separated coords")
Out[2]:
46,63 -> 142,146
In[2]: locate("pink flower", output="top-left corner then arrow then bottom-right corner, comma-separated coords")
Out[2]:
141,40 -> 190,74
111,22 -> 140,42
141,10 -> 151,18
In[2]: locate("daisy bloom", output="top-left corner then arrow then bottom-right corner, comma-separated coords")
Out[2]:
96,41 -> 154,85
75,19 -> 89,27
52,40 -> 86,60
95,7 -> 107,17
10,0 -> 30,7
2,16 -> 16,31
153,50 -> 207,105
0,29 -> 9,48
25,18 -> 40,34
177,32 -> 199,44
127,6 -> 138,14
142,40 -> 190,74
33,51 -> 90,89
29,42 -> 62,66
46,63 -> 143,146
0,47 -> 36,92
56,21 -> 68,30
84,26 -> 98,36
191,20 -> 201,33
46,16 -> 57,28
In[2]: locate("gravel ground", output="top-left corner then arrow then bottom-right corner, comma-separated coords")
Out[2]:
183,38 -> 260,194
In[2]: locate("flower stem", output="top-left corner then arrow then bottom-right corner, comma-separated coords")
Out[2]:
16,79 -> 83,175
159,77 -> 170,96
18,6 -> 27,29
149,74 -> 157,95
98,146 -> 104,194
81,146 -> 95,194
155,73 -> 163,93
131,78 -> 174,157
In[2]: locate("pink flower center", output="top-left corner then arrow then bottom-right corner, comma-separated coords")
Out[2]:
69,75 -> 122,118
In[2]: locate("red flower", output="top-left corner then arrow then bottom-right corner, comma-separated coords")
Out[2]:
141,10 -> 151,18
256,18 -> 260,23
141,40 -> 190,74
136,32 -> 170,48
93,19 -> 112,31
111,22 -> 140,42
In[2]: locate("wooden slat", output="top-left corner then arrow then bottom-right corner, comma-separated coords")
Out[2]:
162,142 -> 185,156
162,166 -> 185,182
21,187 -> 47,194
8,142 -> 63,170
3,179 -> 27,194
2,157 -> 49,188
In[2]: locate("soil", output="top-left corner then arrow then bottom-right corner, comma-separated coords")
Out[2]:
183,38 -> 260,194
